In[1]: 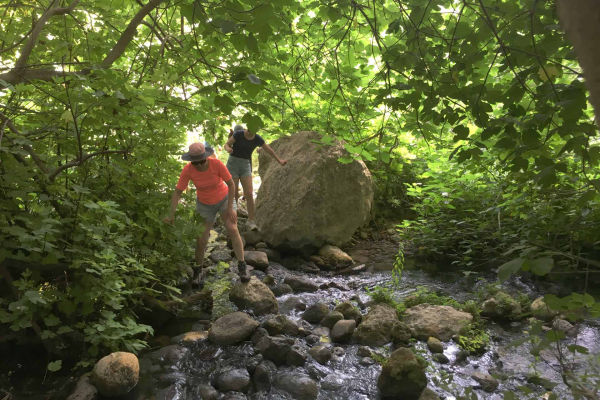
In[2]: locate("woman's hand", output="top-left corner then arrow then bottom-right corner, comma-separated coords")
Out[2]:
278,159 -> 287,166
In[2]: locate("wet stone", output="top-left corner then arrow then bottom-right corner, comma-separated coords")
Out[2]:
360,357 -> 375,366
427,337 -> 444,354
305,334 -> 320,345
275,372 -> 319,400
308,344 -> 332,365
432,353 -> 450,364
320,311 -> 344,329
357,346 -> 372,357
286,343 -> 308,366
471,372 -> 499,393
215,368 -> 251,393
221,392 -> 247,400
332,346 -> 345,357
262,314 -> 299,336
256,335 -> 295,366
197,384 -> 219,400
149,345 -> 189,366
321,373 -> 346,391
271,283 -> 293,296
251,327 -> 269,345
284,275 -> 320,292
302,302 -> 330,323
331,319 -> 356,343
210,249 -> 232,263
253,360 -> 277,392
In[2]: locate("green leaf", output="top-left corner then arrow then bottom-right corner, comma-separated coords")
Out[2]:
497,257 -> 524,282
47,360 -> 62,372
214,95 -> 236,114
242,113 -> 264,133
528,256 -> 554,276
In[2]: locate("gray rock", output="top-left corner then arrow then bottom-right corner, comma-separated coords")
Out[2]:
357,346 -> 372,357
215,368 -> 251,393
244,250 -> 269,271
66,374 -> 97,400
242,230 -> 262,246
222,392 -> 247,400
471,372 -> 499,393
251,327 -> 269,345
209,312 -> 259,345
419,387 -> 441,400
432,353 -> 449,364
377,347 -> 427,400
305,334 -> 320,345
353,304 -> 410,346
427,337 -> 444,354
553,318 -> 577,336
332,346 -> 345,357
275,372 -> 319,400
256,131 -> 373,253
313,326 -> 330,337
255,335 -> 295,365
285,275 -> 320,292
481,291 -> 522,320
229,277 -> 278,315
197,384 -> 219,400
271,283 -> 293,296
359,357 -> 375,366
331,320 -> 356,343
253,360 -> 277,392
320,311 -> 344,329
302,302 -> 330,323
149,345 -> 189,365
262,315 -> 299,336
286,343 -> 308,366
404,304 -> 473,341
279,296 -> 307,314
334,301 -> 362,322
210,249 -> 232,263
308,345 -> 332,364
318,245 -> 353,268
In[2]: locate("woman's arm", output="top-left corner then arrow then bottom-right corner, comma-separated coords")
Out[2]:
163,188 -> 183,224
225,136 -> 236,154
261,143 -> 287,165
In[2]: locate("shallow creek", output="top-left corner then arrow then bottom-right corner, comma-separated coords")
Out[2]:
130,238 -> 600,400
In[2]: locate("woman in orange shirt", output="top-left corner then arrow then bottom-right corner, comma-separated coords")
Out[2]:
164,142 -> 250,283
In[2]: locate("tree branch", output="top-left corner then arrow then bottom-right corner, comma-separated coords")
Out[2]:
48,149 -> 128,181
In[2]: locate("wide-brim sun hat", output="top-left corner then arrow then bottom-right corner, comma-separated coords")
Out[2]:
182,142 -> 215,161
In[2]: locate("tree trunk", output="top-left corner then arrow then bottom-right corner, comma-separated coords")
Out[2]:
557,1 -> 600,128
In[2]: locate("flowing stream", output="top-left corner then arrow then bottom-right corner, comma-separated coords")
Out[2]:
127,234 -> 599,400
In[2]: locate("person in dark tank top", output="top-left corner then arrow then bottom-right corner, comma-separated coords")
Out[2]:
225,124 -> 287,231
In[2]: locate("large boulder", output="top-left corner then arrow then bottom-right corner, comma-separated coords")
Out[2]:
377,347 -> 427,400
353,304 -> 410,346
403,304 -> 473,341
229,277 -> 278,315
256,131 -> 373,252
91,352 -> 139,397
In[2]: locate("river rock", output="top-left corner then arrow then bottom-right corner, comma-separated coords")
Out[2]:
256,131 -> 373,253
427,337 -> 444,354
471,372 -> 499,392
530,296 -> 559,321
353,304 -> 410,346
377,347 -> 427,400
318,245 -> 353,268
320,311 -> 344,329
284,275 -> 320,292
66,374 -> 97,400
251,327 -> 269,345
271,283 -> 293,296
209,312 -> 259,345
275,372 -> 319,400
334,301 -> 362,322
210,248 -> 232,263
148,344 -> 189,365
255,335 -> 295,365
481,291 -> 522,320
215,368 -> 251,393
404,304 -> 473,341
553,318 -> 577,336
229,277 -> 278,315
308,344 -> 332,364
197,384 -> 219,400
242,230 -> 262,246
302,302 -> 330,323
331,319 -> 356,343
253,360 -> 277,392
91,352 -> 139,397
419,387 -> 441,400
171,330 -> 209,345
221,392 -> 247,400
286,343 -> 308,366
244,250 -> 269,271
262,315 -> 299,336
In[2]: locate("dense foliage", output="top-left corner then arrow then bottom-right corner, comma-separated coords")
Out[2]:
1,0 -> 598,371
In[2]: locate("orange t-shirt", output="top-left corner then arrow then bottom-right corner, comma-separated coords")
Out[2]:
176,158 -> 231,205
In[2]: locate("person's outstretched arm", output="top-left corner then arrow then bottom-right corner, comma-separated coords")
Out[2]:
163,188 -> 183,224
261,143 -> 287,165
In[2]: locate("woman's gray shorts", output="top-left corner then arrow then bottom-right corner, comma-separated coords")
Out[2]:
196,194 -> 228,224
226,155 -> 252,178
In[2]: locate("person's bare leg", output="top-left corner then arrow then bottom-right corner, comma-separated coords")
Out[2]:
224,215 -> 249,282
240,175 -> 255,221
233,177 -> 240,204
195,220 -> 214,266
